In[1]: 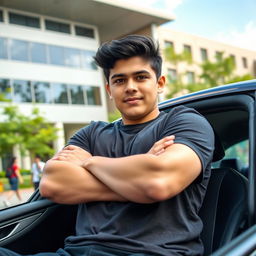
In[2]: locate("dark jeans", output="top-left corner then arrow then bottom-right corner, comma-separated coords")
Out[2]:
0,245 -> 150,256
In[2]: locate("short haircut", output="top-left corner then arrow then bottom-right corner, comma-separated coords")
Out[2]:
94,35 -> 162,83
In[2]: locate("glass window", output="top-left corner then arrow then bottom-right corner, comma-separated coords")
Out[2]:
85,86 -> 101,105
186,71 -> 195,84
230,54 -> 236,66
75,26 -> 94,38
167,69 -> 177,83
10,39 -> 29,61
49,45 -> 65,66
0,37 -> 8,59
32,81 -> 51,103
0,10 -> 3,22
242,57 -> 248,68
200,48 -> 208,62
13,80 -> 32,103
69,85 -> 85,104
164,41 -> 174,49
45,19 -> 70,34
52,83 -> 69,104
64,48 -> 81,68
215,51 -> 223,61
31,42 -> 47,63
183,44 -> 192,60
0,79 -> 11,102
81,50 -> 97,70
224,140 -> 249,167
9,12 -> 40,28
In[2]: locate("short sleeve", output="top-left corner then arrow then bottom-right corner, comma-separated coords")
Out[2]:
161,107 -> 215,172
67,123 -> 93,153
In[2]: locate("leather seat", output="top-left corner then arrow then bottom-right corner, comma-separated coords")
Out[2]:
199,167 -> 248,255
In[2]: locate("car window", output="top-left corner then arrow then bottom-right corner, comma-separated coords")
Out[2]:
212,139 -> 249,172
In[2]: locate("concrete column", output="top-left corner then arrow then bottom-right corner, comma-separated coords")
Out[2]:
53,122 -> 65,152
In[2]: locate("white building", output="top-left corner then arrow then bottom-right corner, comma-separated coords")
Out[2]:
158,27 -> 256,92
0,0 -> 172,169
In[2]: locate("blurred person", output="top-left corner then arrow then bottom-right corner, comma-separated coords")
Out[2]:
31,156 -> 45,190
3,157 -> 23,207
0,35 -> 214,256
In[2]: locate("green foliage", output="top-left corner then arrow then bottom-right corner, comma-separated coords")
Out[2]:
108,110 -> 121,122
164,46 -> 254,98
0,105 -> 58,158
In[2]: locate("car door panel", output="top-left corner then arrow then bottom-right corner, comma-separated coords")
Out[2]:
0,197 -> 77,254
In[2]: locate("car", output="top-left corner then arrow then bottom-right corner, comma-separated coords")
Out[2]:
0,79 -> 256,256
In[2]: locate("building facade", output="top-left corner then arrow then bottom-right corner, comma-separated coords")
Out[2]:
158,27 -> 256,95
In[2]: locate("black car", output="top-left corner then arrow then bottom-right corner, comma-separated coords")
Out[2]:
1,79 -> 256,255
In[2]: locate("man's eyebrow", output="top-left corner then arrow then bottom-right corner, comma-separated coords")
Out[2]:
110,70 -> 151,80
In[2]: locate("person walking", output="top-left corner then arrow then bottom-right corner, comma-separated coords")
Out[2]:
3,157 -> 23,207
31,156 -> 45,190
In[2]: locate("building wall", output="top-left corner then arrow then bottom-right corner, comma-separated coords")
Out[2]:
158,27 -> 256,95
0,7 -> 108,169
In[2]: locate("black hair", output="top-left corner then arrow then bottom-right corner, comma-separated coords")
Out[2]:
7,156 -> 16,169
94,35 -> 162,83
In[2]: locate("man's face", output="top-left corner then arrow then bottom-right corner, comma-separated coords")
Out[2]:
106,57 -> 165,125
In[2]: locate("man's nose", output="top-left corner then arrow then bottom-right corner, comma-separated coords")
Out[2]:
125,79 -> 137,92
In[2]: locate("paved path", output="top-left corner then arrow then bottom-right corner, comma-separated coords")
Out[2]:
0,188 -> 35,210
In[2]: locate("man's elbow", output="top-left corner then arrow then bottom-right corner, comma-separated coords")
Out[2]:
145,178 -> 175,202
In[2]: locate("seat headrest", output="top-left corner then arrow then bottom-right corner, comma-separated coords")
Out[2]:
212,131 -> 225,162
220,158 -> 242,172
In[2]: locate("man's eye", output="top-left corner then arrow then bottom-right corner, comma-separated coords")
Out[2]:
114,79 -> 125,84
136,75 -> 148,81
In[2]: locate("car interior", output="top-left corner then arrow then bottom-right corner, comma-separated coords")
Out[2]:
0,92 -> 254,255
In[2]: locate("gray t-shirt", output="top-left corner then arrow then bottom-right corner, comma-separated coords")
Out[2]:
65,106 -> 215,256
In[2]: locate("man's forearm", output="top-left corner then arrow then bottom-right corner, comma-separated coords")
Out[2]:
40,160 -> 127,204
84,154 -> 162,203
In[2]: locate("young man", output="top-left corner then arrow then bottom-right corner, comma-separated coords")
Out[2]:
0,35 -> 214,256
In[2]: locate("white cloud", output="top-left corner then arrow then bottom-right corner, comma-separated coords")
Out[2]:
215,21 -> 256,51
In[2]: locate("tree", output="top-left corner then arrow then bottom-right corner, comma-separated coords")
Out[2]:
0,105 -> 58,160
164,48 -> 254,98
164,45 -> 193,97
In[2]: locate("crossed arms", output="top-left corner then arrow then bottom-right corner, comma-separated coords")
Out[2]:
39,136 -> 201,204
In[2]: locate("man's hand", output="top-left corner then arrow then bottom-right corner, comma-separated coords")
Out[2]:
52,145 -> 92,166
147,135 -> 175,156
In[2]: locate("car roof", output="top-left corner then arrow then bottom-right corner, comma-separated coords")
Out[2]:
159,79 -> 256,109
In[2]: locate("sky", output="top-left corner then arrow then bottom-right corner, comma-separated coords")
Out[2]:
121,0 -> 256,51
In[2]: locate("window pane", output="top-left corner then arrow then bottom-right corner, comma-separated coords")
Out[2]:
200,48 -> 208,62
31,42 -> 47,63
242,57 -> 248,68
10,39 -> 29,61
64,48 -> 81,67
45,20 -> 70,34
186,72 -> 195,84
69,85 -> 85,104
81,50 -> 97,70
0,79 -> 11,102
75,26 -> 94,38
164,41 -> 173,48
85,86 -> 101,105
0,37 -> 8,59
13,80 -> 32,103
9,12 -> 40,28
49,45 -> 65,66
32,81 -> 51,103
167,69 -> 177,83
52,83 -> 68,104
0,10 -> 3,22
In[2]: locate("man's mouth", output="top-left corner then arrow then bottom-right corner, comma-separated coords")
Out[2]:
124,97 -> 143,104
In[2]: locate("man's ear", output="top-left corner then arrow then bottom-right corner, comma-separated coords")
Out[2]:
105,83 -> 112,99
157,76 -> 165,94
